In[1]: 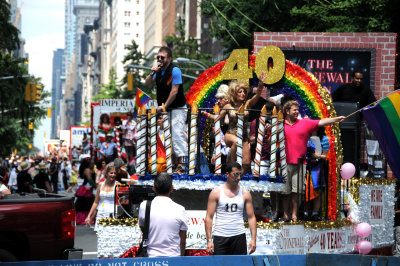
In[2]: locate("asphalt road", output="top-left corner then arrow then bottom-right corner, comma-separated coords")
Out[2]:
75,225 -> 98,259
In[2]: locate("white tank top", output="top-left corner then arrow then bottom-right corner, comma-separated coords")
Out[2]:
97,181 -> 117,219
213,185 -> 245,237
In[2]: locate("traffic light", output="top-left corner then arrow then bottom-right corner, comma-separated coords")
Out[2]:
25,82 -> 32,101
28,122 -> 34,130
47,108 -> 52,118
28,144 -> 32,149
127,72 -> 134,91
34,84 -> 42,101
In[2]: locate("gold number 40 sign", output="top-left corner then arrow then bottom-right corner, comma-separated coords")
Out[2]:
220,46 -> 286,85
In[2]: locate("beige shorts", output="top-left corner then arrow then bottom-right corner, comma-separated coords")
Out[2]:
283,164 -> 306,194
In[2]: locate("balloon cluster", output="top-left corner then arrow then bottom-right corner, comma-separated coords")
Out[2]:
340,163 -> 372,254
355,222 -> 372,255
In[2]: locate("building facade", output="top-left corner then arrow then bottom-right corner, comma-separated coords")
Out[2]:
110,0 -> 145,83
51,49 -> 65,139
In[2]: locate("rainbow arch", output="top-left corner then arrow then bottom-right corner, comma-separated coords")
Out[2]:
185,55 -> 342,220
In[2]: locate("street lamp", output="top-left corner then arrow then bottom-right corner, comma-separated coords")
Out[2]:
173,57 -> 209,71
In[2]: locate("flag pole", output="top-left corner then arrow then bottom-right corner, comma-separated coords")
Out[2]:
344,89 -> 400,120
344,100 -> 379,119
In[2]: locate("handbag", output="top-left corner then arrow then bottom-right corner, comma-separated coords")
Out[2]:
136,200 -> 151,257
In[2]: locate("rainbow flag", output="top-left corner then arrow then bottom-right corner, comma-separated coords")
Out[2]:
361,90 -> 400,179
133,88 -> 151,117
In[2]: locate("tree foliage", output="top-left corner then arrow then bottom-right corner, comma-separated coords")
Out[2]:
0,0 -> 20,52
121,39 -> 154,98
0,54 -> 48,156
0,2 -> 48,156
201,0 -> 400,51
92,68 -> 122,101
290,0 -> 398,32
201,0 -> 298,53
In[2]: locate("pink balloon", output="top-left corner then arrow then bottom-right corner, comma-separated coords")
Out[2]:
341,162 -> 355,180
356,222 -> 372,238
357,240 -> 372,254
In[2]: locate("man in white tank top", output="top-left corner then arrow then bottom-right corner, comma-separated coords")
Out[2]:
205,162 -> 257,255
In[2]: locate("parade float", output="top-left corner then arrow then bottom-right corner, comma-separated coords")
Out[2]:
92,46 -> 396,258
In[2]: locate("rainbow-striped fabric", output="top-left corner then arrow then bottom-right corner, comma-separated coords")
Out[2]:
166,75 -> 172,86
362,90 -> 400,179
133,88 -> 151,117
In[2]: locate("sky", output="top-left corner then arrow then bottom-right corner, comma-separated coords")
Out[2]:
20,0 -> 65,154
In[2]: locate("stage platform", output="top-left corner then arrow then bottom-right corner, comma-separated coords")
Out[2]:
3,253 -> 400,266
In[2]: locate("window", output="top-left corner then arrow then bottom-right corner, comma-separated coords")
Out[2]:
124,11 -> 131,16
125,0 -> 131,2
136,11 -> 139,15
124,22 -> 131,28
136,33 -> 139,37
136,0 -> 139,4
136,22 -> 139,26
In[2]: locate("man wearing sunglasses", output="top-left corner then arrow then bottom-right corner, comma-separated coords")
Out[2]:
145,46 -> 188,173
205,162 -> 257,255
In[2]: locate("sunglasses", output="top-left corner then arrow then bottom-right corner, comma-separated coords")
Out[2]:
232,172 -> 242,178
156,55 -> 166,60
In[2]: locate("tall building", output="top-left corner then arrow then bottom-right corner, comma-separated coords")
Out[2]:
162,0 -> 176,38
64,0 -> 76,75
144,0 -> 163,60
61,0 -> 99,127
110,0 -> 145,83
51,49 -> 66,139
175,0 -> 201,40
98,0 -> 112,84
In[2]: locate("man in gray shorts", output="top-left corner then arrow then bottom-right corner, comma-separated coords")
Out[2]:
282,100 -> 345,222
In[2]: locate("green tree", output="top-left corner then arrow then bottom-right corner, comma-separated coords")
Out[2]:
164,17 -> 213,92
0,0 -> 20,52
290,0 -> 398,32
121,39 -> 154,99
0,2 -> 48,156
0,54 -> 48,155
92,68 -> 122,101
201,0 -> 297,53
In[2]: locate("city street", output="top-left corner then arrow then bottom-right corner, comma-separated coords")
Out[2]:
75,225 -> 97,259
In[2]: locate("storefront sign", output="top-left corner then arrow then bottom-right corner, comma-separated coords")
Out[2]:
283,50 -> 371,93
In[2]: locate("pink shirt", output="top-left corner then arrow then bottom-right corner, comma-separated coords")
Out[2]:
284,118 -> 319,164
